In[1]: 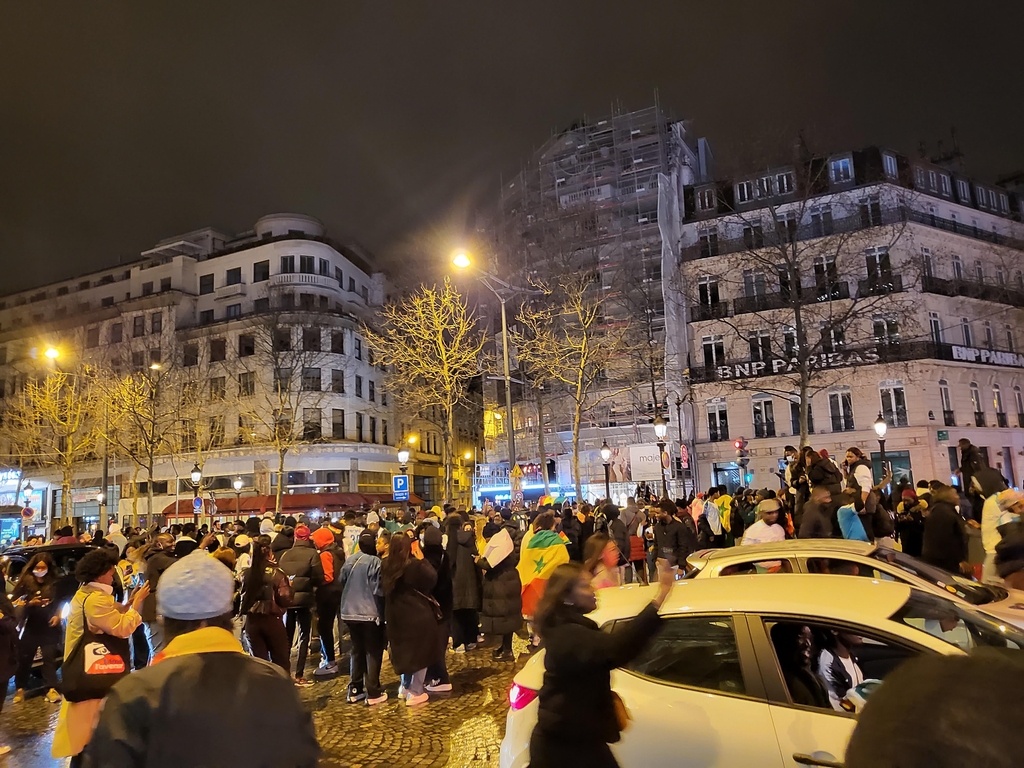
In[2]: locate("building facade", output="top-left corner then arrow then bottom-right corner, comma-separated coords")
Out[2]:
662,146 -> 1024,492
0,213 -> 439,530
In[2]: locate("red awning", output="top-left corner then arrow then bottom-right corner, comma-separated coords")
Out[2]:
161,491 -> 423,518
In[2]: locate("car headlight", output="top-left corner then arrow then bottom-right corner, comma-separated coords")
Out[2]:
60,602 -> 71,621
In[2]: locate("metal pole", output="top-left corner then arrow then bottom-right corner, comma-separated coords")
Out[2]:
99,408 -> 109,532
499,295 -> 517,472
879,439 -> 887,476
193,481 -> 200,527
604,462 -> 611,501
657,440 -> 669,499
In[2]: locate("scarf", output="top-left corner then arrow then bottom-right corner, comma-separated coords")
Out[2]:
152,626 -> 244,665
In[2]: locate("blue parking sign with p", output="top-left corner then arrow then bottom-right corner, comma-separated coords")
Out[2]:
393,474 -> 409,501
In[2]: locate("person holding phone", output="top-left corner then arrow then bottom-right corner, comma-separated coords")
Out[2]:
11,553 -> 62,704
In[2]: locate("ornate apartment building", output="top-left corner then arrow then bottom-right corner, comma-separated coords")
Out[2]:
661,145 -> 1024,492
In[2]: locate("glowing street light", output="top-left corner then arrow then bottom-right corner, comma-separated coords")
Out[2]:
874,413 -> 888,475
452,252 -> 471,269
233,476 -> 243,512
44,347 -> 60,360
397,447 -> 411,473
600,440 -> 612,501
653,416 -> 669,499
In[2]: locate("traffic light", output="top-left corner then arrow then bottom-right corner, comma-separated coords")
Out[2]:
734,437 -> 750,470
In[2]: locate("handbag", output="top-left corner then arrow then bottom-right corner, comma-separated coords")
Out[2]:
413,589 -> 444,623
61,594 -> 131,702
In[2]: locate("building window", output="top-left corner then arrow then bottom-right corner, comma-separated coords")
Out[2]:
85,327 -> 100,348
332,409 -> 346,440
952,255 -> 963,280
994,385 -> 1007,427
1015,387 -> 1024,421
369,415 -> 378,443
160,277 -> 172,292
865,246 -> 893,288
975,261 -> 985,283
975,184 -> 987,208
706,401 -> 729,442
274,367 -> 292,392
983,322 -> 995,350
109,322 -> 123,343
702,335 -> 725,369
354,338 -> 362,360
274,329 -> 291,351
225,267 -> 242,286
199,274 -> 214,295
356,412 -> 364,442
237,334 -> 254,357
961,318 -> 973,347
748,330 -> 771,362
199,309 -> 214,325
151,313 -> 163,334
873,316 -> 899,345
348,277 -> 357,293
820,324 -> 845,354
299,255 -> 315,274
303,408 -> 322,441
318,258 -> 330,277
301,368 -> 321,391
939,380 -> 954,426
921,247 -> 933,277
928,170 -> 937,190
970,382 -> 984,425
355,375 -> 363,398
741,224 -> 764,249
880,382 -> 908,427
791,400 -> 814,436
696,188 -> 715,210
252,260 -> 270,282
752,397 -> 776,438
335,266 -> 344,285
142,281 -> 154,296
882,153 -> 898,178
238,371 -> 255,397
331,369 -> 345,393
132,316 -> 145,337
743,270 -> 767,297
208,415 -> 225,448
1005,325 -> 1015,353
368,380 -> 376,402
697,276 -> 720,308
813,255 -> 840,300
183,344 -> 199,367
756,176 -> 773,197
331,331 -> 345,354
209,338 -> 226,362
782,326 -> 797,359
1000,194 -> 1010,214
929,312 -> 943,344
210,377 -> 226,401
939,175 -> 951,196
698,228 -> 719,258
810,206 -> 834,237
254,297 -> 270,313
776,212 -> 798,243
302,328 -> 321,352
830,157 -> 852,182
957,179 -> 970,201
735,181 -> 754,203
828,390 -> 855,432
226,303 -> 242,319
279,255 -> 295,274
776,172 -> 794,194
860,196 -> 883,227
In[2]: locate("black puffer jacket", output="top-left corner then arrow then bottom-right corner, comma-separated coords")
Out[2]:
278,539 -> 323,608
141,549 -> 178,623
479,555 -> 522,636
921,500 -> 968,573
271,529 -> 295,557
449,527 -> 482,612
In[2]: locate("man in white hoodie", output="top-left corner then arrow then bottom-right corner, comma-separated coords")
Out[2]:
108,522 -> 128,557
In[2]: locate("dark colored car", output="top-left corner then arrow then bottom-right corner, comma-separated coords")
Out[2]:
2,543 -> 98,605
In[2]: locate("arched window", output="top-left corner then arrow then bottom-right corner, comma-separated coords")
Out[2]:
938,380 -> 953,426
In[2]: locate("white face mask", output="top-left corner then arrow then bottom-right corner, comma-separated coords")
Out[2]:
33,568 -> 48,578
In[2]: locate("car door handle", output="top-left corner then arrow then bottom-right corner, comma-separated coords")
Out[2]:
793,754 -> 844,768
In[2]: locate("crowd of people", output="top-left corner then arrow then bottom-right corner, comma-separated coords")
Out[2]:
0,435 -> 1020,765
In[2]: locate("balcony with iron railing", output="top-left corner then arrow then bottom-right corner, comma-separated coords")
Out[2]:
754,421 -> 777,438
996,412 -> 1009,428
921,274 -> 1024,308
708,425 -> 730,443
1018,413 -> 1024,429
681,205 -> 1024,262
974,411 -> 987,427
857,274 -> 904,297
943,410 -> 956,427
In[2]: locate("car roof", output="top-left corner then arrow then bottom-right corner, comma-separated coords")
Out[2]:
588,574 -> 912,628
689,539 -> 876,565
1,543 -> 96,559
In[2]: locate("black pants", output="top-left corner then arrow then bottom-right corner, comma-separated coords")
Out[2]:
131,623 -> 150,670
15,630 -> 59,691
315,589 -> 340,664
345,620 -> 384,698
529,730 -> 618,768
286,607 -> 313,678
452,608 -> 478,648
244,613 -> 290,674
499,632 -> 514,653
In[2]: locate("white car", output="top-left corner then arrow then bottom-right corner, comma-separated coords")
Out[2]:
685,539 -> 1024,630
500,575 -> 1024,768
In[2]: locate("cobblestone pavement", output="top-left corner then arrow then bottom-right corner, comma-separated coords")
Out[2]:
0,640 -> 524,768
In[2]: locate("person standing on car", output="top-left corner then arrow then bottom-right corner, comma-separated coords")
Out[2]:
278,524 -> 322,687
52,548 -> 148,764
11,553 -> 62,705
528,560 -> 673,768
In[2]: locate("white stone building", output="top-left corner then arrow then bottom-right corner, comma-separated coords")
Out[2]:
661,146 -> 1024,492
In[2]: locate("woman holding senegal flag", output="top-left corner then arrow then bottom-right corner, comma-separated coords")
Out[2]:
516,513 -> 570,631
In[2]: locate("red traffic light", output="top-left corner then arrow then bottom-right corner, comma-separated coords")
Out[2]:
733,439 -> 743,450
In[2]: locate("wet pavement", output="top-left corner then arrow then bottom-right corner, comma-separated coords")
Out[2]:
0,638 -> 526,768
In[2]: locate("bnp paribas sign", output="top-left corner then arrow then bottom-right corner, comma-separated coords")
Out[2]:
951,345 -> 1024,369
715,349 -> 882,381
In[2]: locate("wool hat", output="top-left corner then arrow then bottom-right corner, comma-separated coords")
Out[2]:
482,521 -> 502,540
259,518 -> 275,535
901,489 -> 918,500
499,507 -> 513,521
157,550 -> 234,621
366,511 -> 380,526
294,525 -> 311,541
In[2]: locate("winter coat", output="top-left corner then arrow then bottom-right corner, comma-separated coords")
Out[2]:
141,549 -> 178,623
270,529 -> 294,557
82,627 -> 320,768
0,590 -> 18,681
501,520 -> 523,566
11,575 -> 61,641
653,517 -> 697,568
533,603 -> 663,752
896,502 -> 925,557
922,501 -> 968,573
577,515 -> 595,558
560,516 -> 582,561
607,518 -> 630,567
479,555 -> 522,636
798,501 -> 834,539
277,540 -> 322,608
240,565 -> 293,618
808,459 -> 844,495
338,551 -> 382,623
837,504 -> 870,542
449,528 -> 482,611
384,559 -> 442,675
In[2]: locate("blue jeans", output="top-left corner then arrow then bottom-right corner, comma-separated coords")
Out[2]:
401,668 -> 427,696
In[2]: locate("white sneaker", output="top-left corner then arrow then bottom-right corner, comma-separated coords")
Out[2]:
367,693 -> 388,706
397,683 -> 407,699
405,692 -> 429,706
453,645 -> 466,654
425,681 -> 453,693
313,662 -> 339,677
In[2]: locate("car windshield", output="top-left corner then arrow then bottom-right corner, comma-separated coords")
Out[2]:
891,591 -> 1024,651
871,548 -> 1008,605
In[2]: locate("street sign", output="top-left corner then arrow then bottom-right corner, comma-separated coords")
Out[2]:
680,444 -> 690,469
393,474 -> 410,502
509,463 -> 523,478
21,506 -> 34,519
192,496 -> 204,511
937,430 -> 949,443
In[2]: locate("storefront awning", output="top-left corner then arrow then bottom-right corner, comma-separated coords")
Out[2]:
161,491 -> 424,518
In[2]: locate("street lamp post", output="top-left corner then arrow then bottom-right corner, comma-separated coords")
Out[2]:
397,447 -> 410,474
190,462 -> 203,526
600,440 -> 612,502
233,476 -> 243,515
653,416 -> 669,499
873,413 -> 888,477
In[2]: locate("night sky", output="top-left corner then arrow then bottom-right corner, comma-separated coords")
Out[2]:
3,2 -> 1023,293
